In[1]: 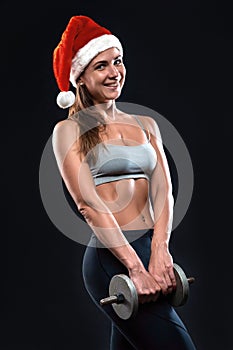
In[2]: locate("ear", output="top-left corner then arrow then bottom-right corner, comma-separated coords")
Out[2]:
77,79 -> 84,86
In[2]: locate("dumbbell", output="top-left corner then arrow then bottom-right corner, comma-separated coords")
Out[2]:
99,263 -> 195,320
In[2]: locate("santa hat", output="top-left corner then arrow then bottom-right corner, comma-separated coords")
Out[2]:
53,15 -> 123,109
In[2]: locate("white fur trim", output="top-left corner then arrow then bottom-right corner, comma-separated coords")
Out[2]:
70,34 -> 123,87
56,91 -> 75,109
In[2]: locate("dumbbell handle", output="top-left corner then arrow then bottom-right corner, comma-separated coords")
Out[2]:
187,277 -> 195,284
100,276 -> 195,306
100,293 -> 125,306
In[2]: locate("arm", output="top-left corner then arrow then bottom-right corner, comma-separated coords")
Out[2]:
143,116 -> 177,295
52,119 -> 160,302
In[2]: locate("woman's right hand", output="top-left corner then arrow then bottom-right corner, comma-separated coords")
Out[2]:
128,267 -> 161,304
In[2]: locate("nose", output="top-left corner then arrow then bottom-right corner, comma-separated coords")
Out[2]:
108,64 -> 120,78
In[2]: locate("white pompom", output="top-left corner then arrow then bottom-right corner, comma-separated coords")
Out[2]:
56,91 -> 76,109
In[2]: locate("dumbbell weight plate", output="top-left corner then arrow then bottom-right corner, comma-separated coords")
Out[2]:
167,263 -> 189,307
109,274 -> 138,320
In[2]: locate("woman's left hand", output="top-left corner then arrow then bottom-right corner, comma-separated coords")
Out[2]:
148,242 -> 177,295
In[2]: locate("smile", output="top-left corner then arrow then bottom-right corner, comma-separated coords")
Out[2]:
104,83 -> 119,88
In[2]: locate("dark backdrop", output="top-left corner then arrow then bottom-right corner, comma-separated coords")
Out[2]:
3,1 -> 231,349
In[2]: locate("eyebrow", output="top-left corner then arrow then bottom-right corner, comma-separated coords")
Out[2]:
93,55 -> 122,67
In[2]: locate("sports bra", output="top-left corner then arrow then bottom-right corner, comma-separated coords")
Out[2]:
86,115 -> 157,186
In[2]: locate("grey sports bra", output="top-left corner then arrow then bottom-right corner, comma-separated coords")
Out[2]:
86,115 -> 157,186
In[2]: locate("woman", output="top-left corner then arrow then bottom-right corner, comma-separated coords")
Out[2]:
52,15 -> 196,349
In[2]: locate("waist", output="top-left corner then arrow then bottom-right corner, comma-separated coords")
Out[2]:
90,227 -> 154,248
95,177 -> 154,229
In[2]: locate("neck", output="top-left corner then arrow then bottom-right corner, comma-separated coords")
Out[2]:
94,100 -> 117,122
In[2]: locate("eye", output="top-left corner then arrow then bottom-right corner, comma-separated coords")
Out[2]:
96,63 -> 106,70
114,58 -> 123,66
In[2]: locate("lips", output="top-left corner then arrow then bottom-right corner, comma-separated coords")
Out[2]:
103,82 -> 121,91
104,83 -> 119,87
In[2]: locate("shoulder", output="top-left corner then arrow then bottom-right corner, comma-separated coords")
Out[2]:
53,118 -> 78,135
135,115 -> 161,138
52,118 -> 81,158
52,118 -> 80,143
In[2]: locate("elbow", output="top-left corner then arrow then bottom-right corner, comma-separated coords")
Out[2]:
168,193 -> 174,215
76,189 -> 99,215
153,182 -> 173,201
164,181 -> 174,205
168,190 -> 174,205
77,201 -> 95,222
77,197 -> 109,224
165,187 -> 174,211
164,189 -> 174,211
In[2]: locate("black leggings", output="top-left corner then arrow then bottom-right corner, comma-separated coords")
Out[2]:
82,229 -> 196,350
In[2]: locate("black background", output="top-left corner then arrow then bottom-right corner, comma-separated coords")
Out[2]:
3,1 -> 231,349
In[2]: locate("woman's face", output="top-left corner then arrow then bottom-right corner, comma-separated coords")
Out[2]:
80,47 -> 126,104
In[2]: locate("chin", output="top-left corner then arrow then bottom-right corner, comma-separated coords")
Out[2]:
106,91 -> 122,100
97,90 -> 122,104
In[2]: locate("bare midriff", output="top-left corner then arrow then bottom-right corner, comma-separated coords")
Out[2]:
95,177 -> 155,231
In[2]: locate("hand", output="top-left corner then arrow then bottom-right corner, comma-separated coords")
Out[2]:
148,242 -> 176,296
128,267 -> 161,304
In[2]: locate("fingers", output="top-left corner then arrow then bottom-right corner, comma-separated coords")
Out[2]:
138,282 -> 161,304
131,266 -> 176,305
158,265 -> 176,295
149,264 -> 177,296
135,275 -> 161,304
139,291 -> 160,304
167,265 -> 177,290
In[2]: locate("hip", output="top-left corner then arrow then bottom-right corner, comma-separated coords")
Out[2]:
82,228 -> 153,285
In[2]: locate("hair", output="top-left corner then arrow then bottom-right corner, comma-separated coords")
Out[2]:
68,83 -> 107,162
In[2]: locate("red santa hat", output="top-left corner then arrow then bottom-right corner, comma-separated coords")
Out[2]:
53,15 -> 123,109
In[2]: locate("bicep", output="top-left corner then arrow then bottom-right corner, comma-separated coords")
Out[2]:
144,116 -> 173,198
52,120 -> 98,209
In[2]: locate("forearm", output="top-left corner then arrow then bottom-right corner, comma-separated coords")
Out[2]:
151,189 -> 174,249
149,190 -> 176,293
79,203 -> 145,271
